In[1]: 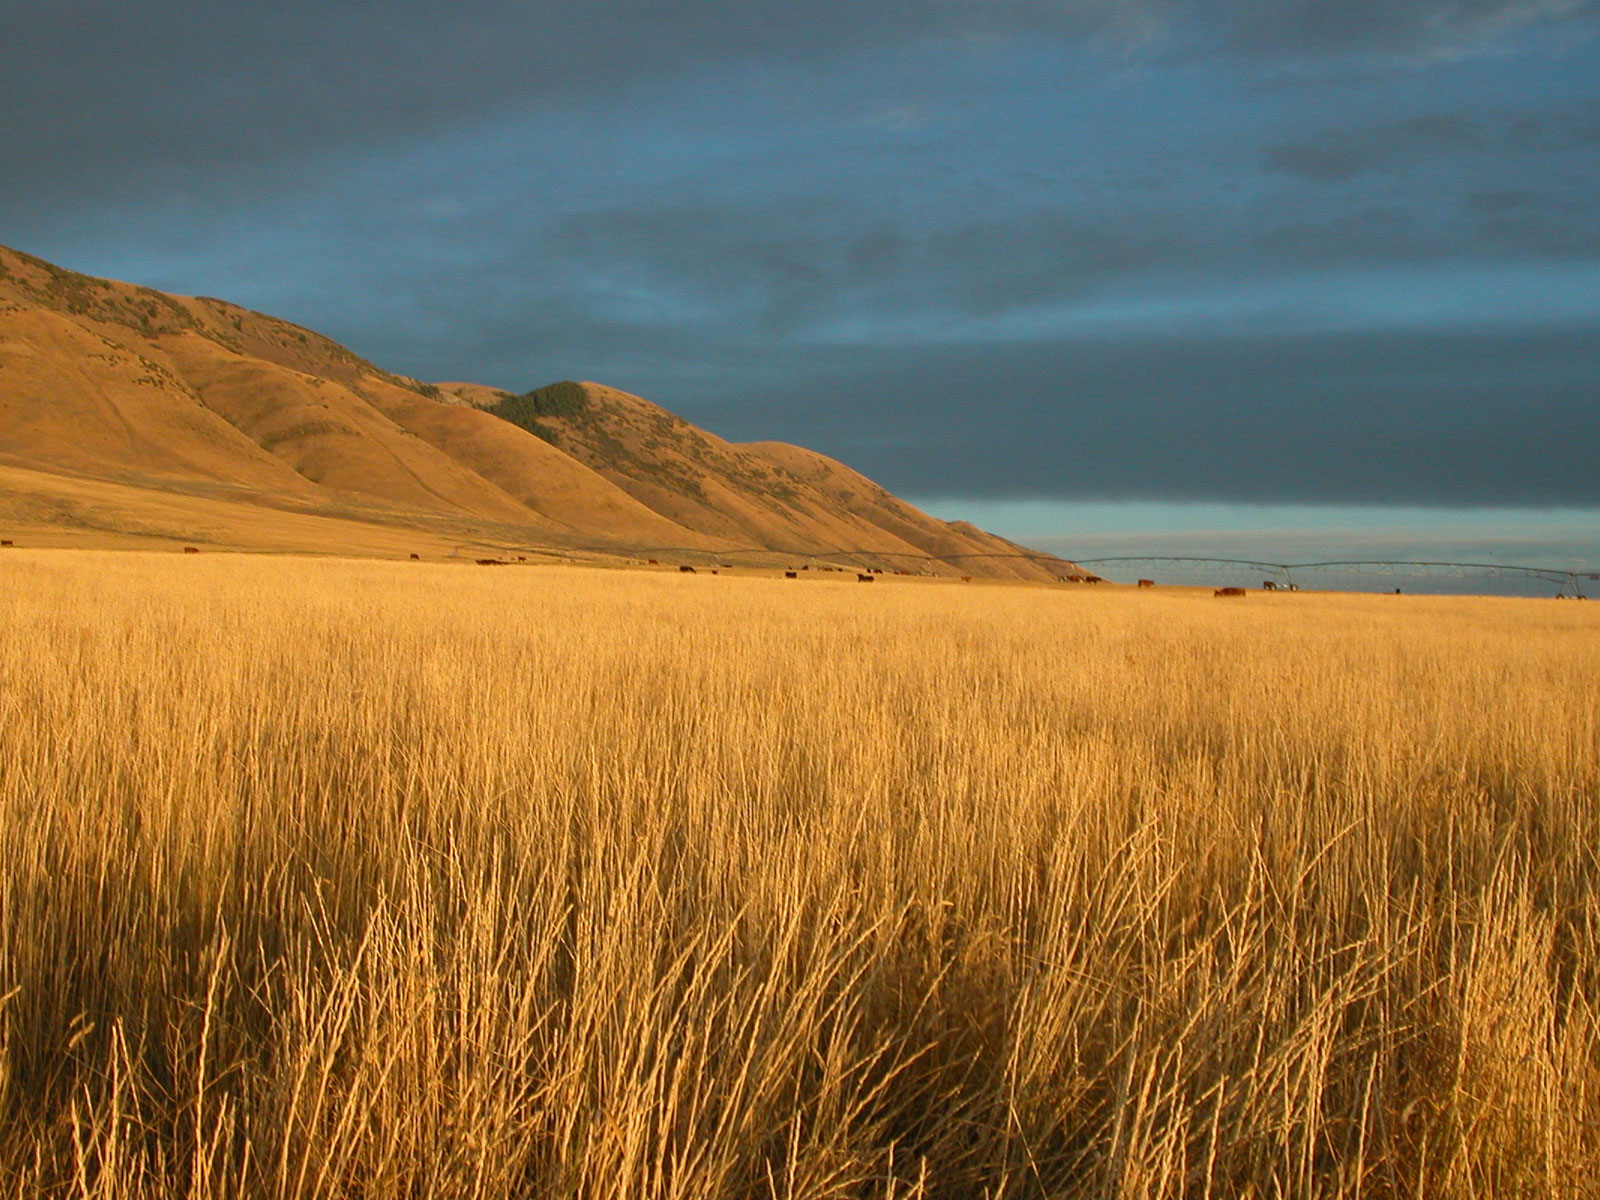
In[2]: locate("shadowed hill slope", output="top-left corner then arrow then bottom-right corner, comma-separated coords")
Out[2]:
0,245 -> 1077,576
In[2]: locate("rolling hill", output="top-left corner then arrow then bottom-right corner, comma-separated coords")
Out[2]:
0,245 -> 1080,578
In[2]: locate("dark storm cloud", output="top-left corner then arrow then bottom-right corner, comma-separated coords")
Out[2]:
1264,102 -> 1600,183
695,324 -> 1600,507
7,0 -> 1597,202
1464,189 -> 1600,257
0,0 -> 951,209
531,187 -> 1585,335
1217,0 -> 1600,58
1264,114 -> 1488,182
4,0 -> 1598,517
545,202 -> 1192,332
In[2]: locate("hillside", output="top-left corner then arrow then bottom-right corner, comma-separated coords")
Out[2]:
0,245 -> 1078,577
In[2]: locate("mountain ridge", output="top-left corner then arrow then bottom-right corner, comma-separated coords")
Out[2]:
0,245 -> 1081,578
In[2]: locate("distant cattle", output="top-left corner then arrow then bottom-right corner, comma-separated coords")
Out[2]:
871,568 -> 882,574
475,559 -> 503,566
679,565 -> 696,574
517,555 -> 527,562
961,575 -> 972,582
0,540 -> 12,548
183,546 -> 200,555
409,553 -> 421,560
857,573 -> 874,583
784,571 -> 798,579
720,563 -> 733,569
648,558 -> 659,565
1214,587 -> 1246,597
1137,579 -> 1154,588
1085,575 -> 1103,584
1262,580 -> 1277,591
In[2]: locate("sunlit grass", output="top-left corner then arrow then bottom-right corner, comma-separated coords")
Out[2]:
1,551 -> 1597,1197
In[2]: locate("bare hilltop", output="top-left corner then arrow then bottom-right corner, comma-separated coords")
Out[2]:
0,245 -> 1077,578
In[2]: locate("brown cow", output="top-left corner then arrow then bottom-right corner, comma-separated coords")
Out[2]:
0,540 -> 12,547
1214,587 -> 1246,597
1137,579 -> 1154,588
475,558 -> 503,566
679,565 -> 697,573
183,546 -> 200,554
857,573 -> 874,582
961,575 -> 972,582
648,558 -> 659,565
1262,580 -> 1277,591
409,553 -> 421,560
784,571 -> 798,579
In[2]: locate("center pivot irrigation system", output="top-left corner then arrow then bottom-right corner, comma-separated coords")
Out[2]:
1074,557 -> 1596,598
448,541 -> 1595,597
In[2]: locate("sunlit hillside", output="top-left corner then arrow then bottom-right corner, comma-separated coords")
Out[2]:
0,245 -> 1070,579
2,552 -> 1597,1198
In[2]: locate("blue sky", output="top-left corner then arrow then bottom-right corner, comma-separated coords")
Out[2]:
3,1 -> 1596,587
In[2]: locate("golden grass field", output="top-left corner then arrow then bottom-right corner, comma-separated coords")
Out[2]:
1,550 -> 1597,1198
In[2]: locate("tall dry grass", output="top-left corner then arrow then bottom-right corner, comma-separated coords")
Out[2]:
0,551 -> 1596,1198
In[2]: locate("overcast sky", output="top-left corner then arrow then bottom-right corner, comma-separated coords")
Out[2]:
3,1 -> 1597,582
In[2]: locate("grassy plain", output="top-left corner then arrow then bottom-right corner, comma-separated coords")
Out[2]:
1,551 -> 1597,1198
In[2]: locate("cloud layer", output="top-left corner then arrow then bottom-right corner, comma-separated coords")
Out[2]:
4,0 -> 1598,509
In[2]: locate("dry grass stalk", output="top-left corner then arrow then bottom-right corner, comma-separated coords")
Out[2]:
0,551 -> 1596,1198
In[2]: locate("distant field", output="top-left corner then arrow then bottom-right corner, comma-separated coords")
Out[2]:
2,551 -> 1597,1198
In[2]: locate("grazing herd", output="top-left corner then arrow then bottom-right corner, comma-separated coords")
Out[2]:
0,540 -> 1231,594
10,541 -> 1581,601
15,543 -> 1538,599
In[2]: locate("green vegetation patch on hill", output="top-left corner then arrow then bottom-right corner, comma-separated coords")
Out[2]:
485,380 -> 591,444
3,248 -> 200,338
